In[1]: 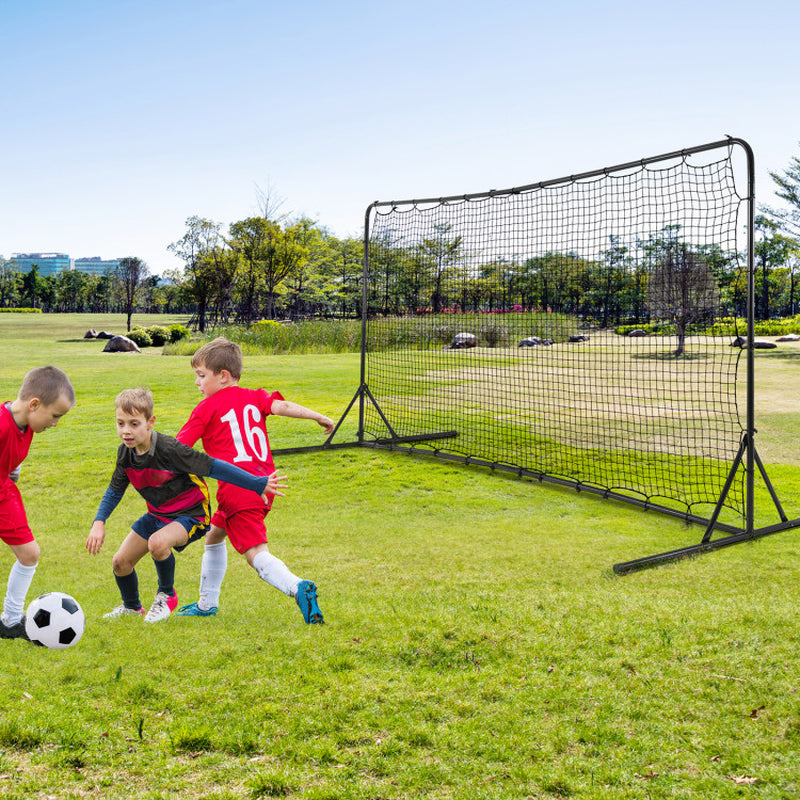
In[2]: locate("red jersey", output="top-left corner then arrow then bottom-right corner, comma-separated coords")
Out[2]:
1,402 -> 32,488
177,386 -> 283,513
1,402 -> 34,539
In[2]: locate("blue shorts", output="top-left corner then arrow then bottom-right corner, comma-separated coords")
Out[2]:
131,514 -> 209,553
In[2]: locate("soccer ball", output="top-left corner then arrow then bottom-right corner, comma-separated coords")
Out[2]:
25,592 -> 86,649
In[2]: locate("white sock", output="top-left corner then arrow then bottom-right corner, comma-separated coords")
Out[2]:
198,542 -> 227,611
252,549 -> 301,597
2,561 -> 37,626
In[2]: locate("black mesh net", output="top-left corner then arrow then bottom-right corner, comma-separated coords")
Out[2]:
362,143 -> 749,516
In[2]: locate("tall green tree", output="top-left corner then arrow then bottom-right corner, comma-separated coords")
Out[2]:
755,214 -> 797,319
228,216 -> 278,323
21,265 -> 46,309
763,144 -> 800,239
228,217 -> 308,321
0,260 -> 21,307
168,216 -> 224,332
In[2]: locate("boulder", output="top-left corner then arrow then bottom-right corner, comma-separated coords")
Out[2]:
83,329 -> 98,339
103,335 -> 141,353
96,331 -> 114,339
731,336 -> 777,349
776,333 -> 800,342
627,329 -> 647,337
518,336 -> 553,348
569,334 -> 590,343
450,332 -> 477,349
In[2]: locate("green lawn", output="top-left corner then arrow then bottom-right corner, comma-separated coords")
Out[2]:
1,313 -> 800,799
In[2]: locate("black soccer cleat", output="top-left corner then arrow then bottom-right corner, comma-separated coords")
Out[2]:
0,615 -> 30,641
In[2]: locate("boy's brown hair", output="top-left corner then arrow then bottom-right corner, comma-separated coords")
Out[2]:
19,366 -> 76,406
115,387 -> 154,419
190,337 -> 243,380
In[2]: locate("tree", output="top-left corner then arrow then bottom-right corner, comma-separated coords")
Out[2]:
763,144 -> 800,239
0,260 -> 21,307
116,257 -> 148,331
228,217 -> 307,321
418,223 -> 463,313
645,229 -> 720,356
53,268 -> 91,312
228,216 -> 278,323
168,216 -> 224,332
755,214 -> 797,319
21,265 -> 46,309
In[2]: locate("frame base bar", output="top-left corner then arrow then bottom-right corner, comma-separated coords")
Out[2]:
374,431 -> 459,445
272,441 -> 364,456
613,517 -> 800,575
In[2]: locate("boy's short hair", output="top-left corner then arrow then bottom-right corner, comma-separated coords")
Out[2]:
19,366 -> 76,406
115,387 -> 154,419
191,337 -> 243,380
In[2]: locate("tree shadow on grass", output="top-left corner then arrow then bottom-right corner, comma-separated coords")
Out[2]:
630,350 -> 713,361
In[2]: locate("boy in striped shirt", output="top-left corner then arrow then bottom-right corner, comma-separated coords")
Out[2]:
86,387 -> 286,622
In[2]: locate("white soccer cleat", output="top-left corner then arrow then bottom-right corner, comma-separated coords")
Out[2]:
103,604 -> 145,619
144,592 -> 178,623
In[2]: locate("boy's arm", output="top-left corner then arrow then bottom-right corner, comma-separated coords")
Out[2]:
176,412 -> 203,447
207,459 -> 288,500
270,399 -> 335,435
86,486 -> 125,555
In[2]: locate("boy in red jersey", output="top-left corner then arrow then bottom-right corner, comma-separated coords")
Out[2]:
176,337 -> 333,624
86,387 -> 287,623
1,366 -> 75,640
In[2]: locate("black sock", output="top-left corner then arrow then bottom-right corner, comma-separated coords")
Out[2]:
153,553 -> 176,596
114,570 -> 141,610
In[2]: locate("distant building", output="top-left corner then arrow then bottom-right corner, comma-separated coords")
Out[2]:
10,252 -> 72,277
73,256 -> 120,276
7,253 -> 122,277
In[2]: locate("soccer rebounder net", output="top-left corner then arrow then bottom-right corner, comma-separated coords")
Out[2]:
280,138 -> 800,572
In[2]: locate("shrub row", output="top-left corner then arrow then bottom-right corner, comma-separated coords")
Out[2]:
127,324 -> 191,348
0,307 -> 42,314
615,316 -> 800,337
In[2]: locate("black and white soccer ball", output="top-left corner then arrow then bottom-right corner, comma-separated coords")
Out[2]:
25,592 -> 85,649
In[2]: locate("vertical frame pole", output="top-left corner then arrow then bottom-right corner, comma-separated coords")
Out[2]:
358,204 -> 375,444
742,140 -> 756,536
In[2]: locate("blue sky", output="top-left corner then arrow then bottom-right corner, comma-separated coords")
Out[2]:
2,0 -> 800,274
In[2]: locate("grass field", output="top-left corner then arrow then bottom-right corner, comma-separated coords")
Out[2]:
2,313 -> 800,799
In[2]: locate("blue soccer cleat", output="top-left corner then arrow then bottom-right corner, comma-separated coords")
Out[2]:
176,602 -> 218,617
295,580 -> 324,624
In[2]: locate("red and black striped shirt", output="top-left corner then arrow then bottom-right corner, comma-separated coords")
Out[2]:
108,431 -> 213,524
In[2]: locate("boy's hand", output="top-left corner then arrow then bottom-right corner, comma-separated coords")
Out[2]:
317,415 -> 335,435
262,470 -> 288,500
86,521 -> 106,555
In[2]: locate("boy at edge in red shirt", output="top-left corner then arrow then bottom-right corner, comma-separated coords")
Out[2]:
1,366 -> 75,640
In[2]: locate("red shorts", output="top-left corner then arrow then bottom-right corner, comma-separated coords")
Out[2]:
210,506 -> 268,554
0,482 -> 34,546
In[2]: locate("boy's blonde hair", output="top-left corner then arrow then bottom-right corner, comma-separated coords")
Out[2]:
191,337 -> 243,380
115,387 -> 154,419
19,366 -> 76,406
